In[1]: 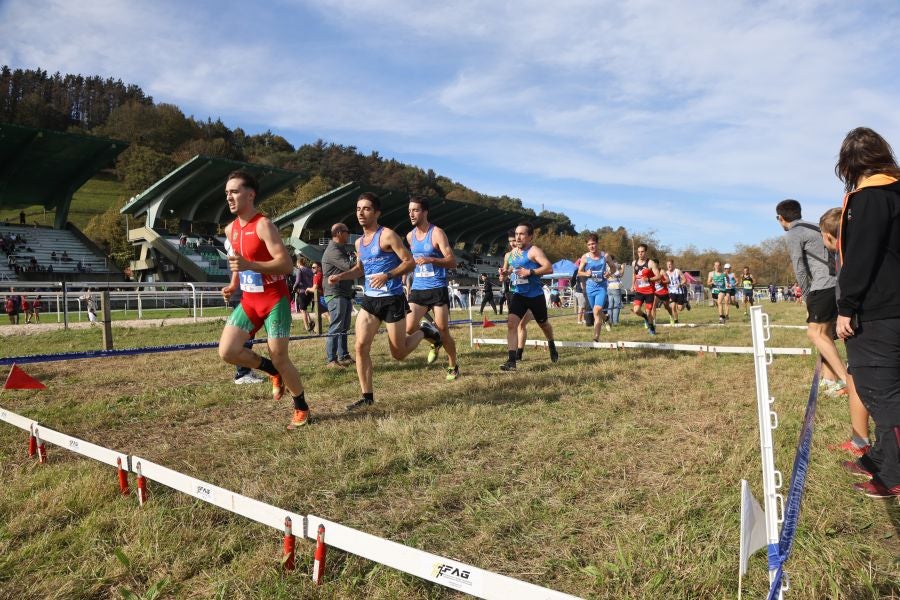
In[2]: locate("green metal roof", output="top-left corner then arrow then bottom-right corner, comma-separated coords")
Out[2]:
121,155 -> 303,227
274,182 -> 549,253
0,122 -> 128,228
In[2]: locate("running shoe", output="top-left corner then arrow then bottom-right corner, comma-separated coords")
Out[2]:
499,360 -> 517,372
592,336 -> 600,343
669,316 -> 675,325
271,374 -> 285,401
286,409 -> 310,429
833,439 -> 871,458
820,379 -> 848,397
346,397 -> 373,411
338,356 -> 355,367
604,321 -> 611,332
643,319 -> 649,330
427,345 -> 441,365
852,479 -> 900,499
549,345 -> 559,363
718,316 -> 725,325
446,365 -> 459,381
234,372 -> 266,385
421,320 -> 443,364
685,301 -> 691,311
647,323 -> 656,336
841,460 -> 874,479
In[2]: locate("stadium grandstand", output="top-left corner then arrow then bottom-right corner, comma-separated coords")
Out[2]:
0,123 -> 128,283
121,158 -> 547,284
120,156 -> 303,283
274,182 -> 550,283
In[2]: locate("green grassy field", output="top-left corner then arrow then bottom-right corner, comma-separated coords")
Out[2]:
0,175 -> 128,231
0,302 -> 897,599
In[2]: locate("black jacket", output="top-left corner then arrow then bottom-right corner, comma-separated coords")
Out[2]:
837,178 -> 900,321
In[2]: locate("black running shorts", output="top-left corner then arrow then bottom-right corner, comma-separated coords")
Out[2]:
509,293 -> 548,323
361,294 -> 410,324
408,287 -> 450,308
806,287 -> 838,324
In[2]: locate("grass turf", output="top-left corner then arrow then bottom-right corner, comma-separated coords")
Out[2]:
0,301 -> 897,599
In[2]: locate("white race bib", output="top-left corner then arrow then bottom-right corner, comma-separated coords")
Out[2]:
367,274 -> 387,292
239,271 -> 264,293
415,262 -> 435,277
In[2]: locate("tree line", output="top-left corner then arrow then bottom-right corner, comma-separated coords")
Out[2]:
3,66 -> 796,283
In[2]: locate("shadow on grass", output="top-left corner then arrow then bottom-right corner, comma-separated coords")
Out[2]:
881,497 -> 900,541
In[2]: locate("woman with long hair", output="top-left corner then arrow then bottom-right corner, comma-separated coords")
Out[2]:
834,127 -> 900,499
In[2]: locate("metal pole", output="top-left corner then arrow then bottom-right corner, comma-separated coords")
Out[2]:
101,289 -> 113,350
61,281 -> 68,330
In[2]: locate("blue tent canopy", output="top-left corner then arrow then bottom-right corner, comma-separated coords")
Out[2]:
545,258 -> 578,279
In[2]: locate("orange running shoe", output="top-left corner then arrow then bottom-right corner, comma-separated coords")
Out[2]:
286,409 -> 309,429
271,374 -> 285,401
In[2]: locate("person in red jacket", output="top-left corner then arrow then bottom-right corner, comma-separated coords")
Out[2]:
834,127 -> 900,499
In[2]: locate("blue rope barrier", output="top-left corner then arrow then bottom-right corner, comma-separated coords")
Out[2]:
766,358 -> 821,600
0,316 -> 501,366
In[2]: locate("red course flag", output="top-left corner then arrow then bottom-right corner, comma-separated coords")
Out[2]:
482,315 -> 496,328
4,364 -> 46,390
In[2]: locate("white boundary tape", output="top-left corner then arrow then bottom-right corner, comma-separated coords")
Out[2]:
35,425 -> 128,468
306,515 -> 581,600
472,338 -> 810,356
0,406 -> 36,432
131,455 -> 305,533
0,405 -> 582,599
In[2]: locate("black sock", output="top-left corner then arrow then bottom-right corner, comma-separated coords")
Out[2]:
508,350 -> 517,363
363,392 -> 374,402
293,392 -> 308,411
516,348 -> 523,360
257,356 -> 279,376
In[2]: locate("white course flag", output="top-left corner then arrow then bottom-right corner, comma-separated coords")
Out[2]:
739,479 -> 767,577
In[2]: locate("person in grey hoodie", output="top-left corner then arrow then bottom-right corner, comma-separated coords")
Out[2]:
776,199 -> 848,396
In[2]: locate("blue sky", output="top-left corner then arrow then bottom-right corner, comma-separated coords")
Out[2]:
3,0 -> 900,252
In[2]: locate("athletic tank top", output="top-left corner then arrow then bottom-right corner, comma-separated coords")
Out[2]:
359,227 -> 403,297
710,271 -> 726,291
410,225 -> 446,290
666,269 -> 683,294
633,260 -> 653,294
508,247 -> 543,298
742,275 -> 753,290
654,272 -> 669,295
230,213 -> 288,300
582,253 -> 608,292
725,273 -> 737,290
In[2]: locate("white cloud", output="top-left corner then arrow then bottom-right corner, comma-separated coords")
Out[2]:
4,0 -> 900,251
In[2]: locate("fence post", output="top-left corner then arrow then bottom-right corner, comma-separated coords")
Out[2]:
101,289 -> 113,350
61,281 -> 69,330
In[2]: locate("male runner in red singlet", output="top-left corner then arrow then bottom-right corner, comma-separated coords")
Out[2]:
218,170 -> 310,430
631,244 -> 658,335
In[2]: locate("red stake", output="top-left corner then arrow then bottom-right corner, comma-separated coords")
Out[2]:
312,524 -> 327,585
28,430 -> 36,457
282,517 -> 296,571
136,462 -> 147,506
117,457 -> 130,496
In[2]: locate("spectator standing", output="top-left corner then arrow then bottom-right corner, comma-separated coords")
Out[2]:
322,223 -> 356,368
292,257 -> 315,332
606,256 -> 624,326
834,127 -> 900,499
776,199 -> 847,397
5,288 -> 22,324
479,273 -> 498,314
28,294 -> 42,324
